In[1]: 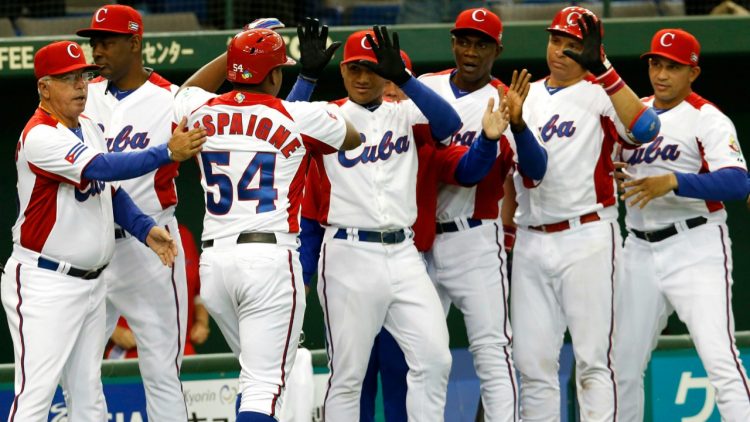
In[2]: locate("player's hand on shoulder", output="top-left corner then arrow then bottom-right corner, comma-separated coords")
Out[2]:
621,171 -> 678,209
482,89 -> 509,141
146,226 -> 178,266
168,117 -> 207,162
359,26 -> 411,86
297,17 -> 342,81
504,69 -> 532,133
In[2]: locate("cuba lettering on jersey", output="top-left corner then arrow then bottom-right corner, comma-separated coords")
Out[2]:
85,72 -> 179,223
312,98 -> 432,230
621,93 -> 747,231
419,69 -> 516,222
514,77 -> 633,226
13,109 -> 116,269
174,87 -> 346,239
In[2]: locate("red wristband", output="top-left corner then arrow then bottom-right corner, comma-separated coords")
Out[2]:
595,67 -> 625,96
503,225 -> 516,252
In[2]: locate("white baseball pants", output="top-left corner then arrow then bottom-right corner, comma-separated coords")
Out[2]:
511,221 -> 620,422
2,252 -> 108,422
200,235 -> 305,418
318,229 -> 452,422
100,217 -> 187,421
615,223 -> 750,422
426,220 -> 518,422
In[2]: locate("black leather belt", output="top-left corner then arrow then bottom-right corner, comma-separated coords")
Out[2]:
37,256 -> 107,280
202,232 -> 277,248
436,218 -> 483,234
334,228 -> 406,244
114,228 -> 128,239
631,216 -> 708,243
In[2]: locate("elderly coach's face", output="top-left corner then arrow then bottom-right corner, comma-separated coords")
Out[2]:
39,70 -> 93,124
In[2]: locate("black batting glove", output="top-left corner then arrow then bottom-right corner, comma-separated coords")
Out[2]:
297,17 -> 342,81
562,13 -> 609,76
359,26 -> 411,86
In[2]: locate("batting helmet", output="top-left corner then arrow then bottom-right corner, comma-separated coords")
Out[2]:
226,28 -> 296,84
547,6 -> 600,41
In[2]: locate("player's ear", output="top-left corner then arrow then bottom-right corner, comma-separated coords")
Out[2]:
37,79 -> 50,100
130,35 -> 142,54
689,66 -> 701,84
495,43 -> 503,58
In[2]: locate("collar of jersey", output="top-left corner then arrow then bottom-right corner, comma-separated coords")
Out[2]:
448,69 -> 499,99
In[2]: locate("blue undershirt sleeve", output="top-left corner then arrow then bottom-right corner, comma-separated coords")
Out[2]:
299,217 -> 325,286
674,167 -> 749,201
454,133 -> 498,186
112,187 -> 157,244
82,143 -> 171,181
399,76 -> 461,141
285,76 -> 316,102
513,126 -> 548,181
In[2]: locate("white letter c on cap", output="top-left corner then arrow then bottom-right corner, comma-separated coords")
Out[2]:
67,43 -> 81,58
660,32 -> 675,47
95,7 -> 108,23
472,9 -> 487,22
566,12 -> 581,26
360,36 -> 372,50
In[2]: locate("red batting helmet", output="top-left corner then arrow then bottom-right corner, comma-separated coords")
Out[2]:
226,28 -> 296,84
547,6 -> 600,41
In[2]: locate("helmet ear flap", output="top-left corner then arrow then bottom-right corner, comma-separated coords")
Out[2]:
226,28 -> 296,84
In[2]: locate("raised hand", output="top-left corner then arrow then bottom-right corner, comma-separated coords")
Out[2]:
244,17 -> 285,30
146,226 -> 178,266
358,26 -> 411,86
562,13 -> 608,76
168,117 -> 206,162
482,89 -> 509,141
297,17 -> 342,81
504,69 -> 532,132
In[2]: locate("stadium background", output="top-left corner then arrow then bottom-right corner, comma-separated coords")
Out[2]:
0,0 -> 749,418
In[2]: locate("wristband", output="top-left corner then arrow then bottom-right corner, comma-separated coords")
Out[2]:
503,224 -> 516,252
299,73 -> 318,84
595,67 -> 625,96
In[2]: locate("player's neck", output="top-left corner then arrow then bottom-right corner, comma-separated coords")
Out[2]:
451,72 -> 490,93
110,67 -> 151,91
351,97 -> 383,111
39,102 -> 78,129
547,74 -> 584,88
652,89 -> 692,111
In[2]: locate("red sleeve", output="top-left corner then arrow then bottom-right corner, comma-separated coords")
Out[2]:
413,142 -> 439,252
434,144 -> 469,186
302,159 -> 322,221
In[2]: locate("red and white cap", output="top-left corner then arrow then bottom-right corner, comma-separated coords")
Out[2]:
342,30 -> 378,64
547,6 -> 600,41
34,41 -> 100,79
76,4 -> 143,38
451,8 -> 503,45
641,29 -> 700,66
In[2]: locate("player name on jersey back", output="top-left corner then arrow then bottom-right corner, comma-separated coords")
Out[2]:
174,88 -> 346,240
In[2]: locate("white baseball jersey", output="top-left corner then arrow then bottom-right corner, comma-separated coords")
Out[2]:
312,98 -> 433,230
84,72 -> 179,224
621,93 -> 747,231
419,69 -> 516,222
514,77 -> 636,226
13,108 -> 114,269
174,87 -> 346,240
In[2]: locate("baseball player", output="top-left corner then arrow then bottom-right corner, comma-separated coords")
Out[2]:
418,9 -> 549,421
1,40 -> 204,422
614,29 -> 750,421
173,25 -> 360,422
300,26 -> 518,421
508,7 -> 661,421
73,5 -> 193,419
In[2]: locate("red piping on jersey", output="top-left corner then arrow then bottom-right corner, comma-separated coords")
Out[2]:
147,71 -> 174,91
270,250 -> 298,417
594,116 -> 618,208
696,139 -> 725,213
21,108 -> 58,145
19,175 -> 59,253
9,264 -> 25,422
684,92 -> 718,111
311,154 -> 333,225
473,136 -> 514,219
287,155 -> 309,233
154,162 -> 179,209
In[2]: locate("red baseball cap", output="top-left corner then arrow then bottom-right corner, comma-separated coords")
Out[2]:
34,41 -> 100,79
76,4 -> 143,38
641,29 -> 700,66
342,30 -> 377,64
451,8 -> 503,45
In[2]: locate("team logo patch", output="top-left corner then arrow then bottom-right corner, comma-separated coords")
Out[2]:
234,92 -> 245,103
728,135 -> 745,163
690,52 -> 698,63
241,69 -> 252,80
65,143 -> 88,164
128,21 -> 139,32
